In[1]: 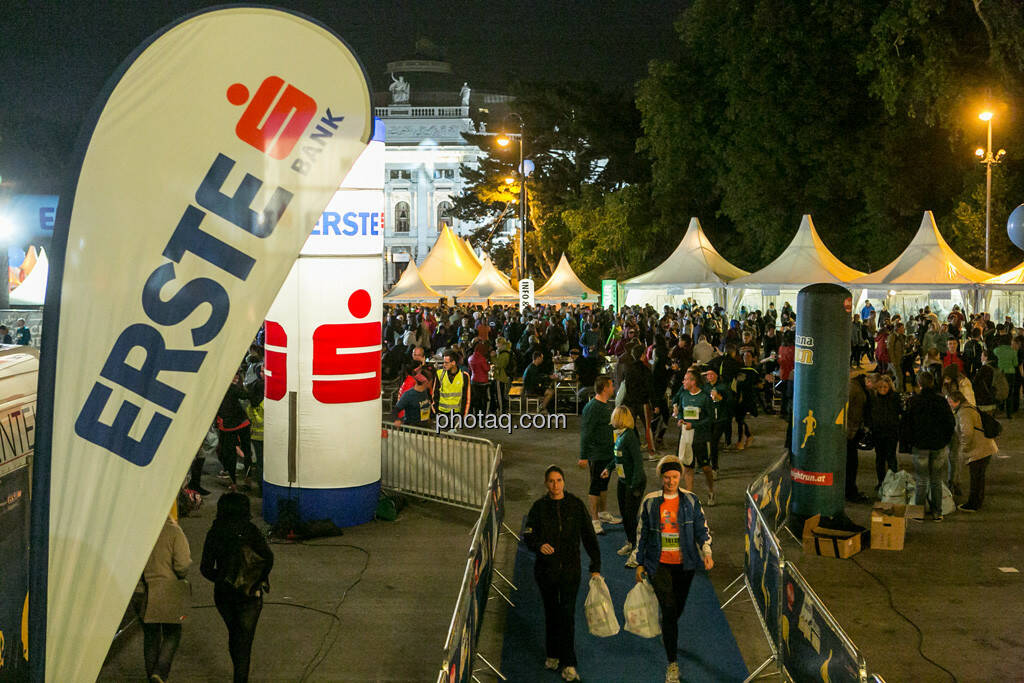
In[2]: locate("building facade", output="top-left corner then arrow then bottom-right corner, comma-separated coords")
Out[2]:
374,56 -> 510,286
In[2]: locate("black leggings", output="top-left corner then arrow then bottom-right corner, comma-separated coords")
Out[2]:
651,563 -> 695,664
142,622 -> 182,680
214,589 -> 263,683
874,434 -> 898,486
535,571 -> 580,667
617,483 -> 643,547
218,427 -> 252,484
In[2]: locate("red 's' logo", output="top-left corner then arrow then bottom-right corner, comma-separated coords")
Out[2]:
312,289 -> 381,404
228,76 -> 316,159
264,321 -> 287,401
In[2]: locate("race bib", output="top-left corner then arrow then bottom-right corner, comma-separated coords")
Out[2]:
661,531 -> 680,552
683,405 -> 700,420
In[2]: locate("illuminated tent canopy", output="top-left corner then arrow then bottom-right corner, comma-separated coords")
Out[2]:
10,247 -> 47,306
624,217 -> 747,307
535,253 -> 598,303
417,225 -> 483,296
383,259 -> 441,303
456,254 -> 518,302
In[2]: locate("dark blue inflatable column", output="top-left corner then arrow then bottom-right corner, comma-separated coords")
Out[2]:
790,284 -> 852,518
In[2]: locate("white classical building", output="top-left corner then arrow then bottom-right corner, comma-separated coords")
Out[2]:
374,55 -> 512,286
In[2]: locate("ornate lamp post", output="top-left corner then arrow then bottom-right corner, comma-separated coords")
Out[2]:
497,112 -> 527,281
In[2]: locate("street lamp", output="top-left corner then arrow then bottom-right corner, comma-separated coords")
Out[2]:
977,110 -> 1007,271
496,112 -> 527,281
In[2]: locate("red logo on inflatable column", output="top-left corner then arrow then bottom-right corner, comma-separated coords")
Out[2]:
227,76 -> 317,159
264,321 -> 287,401
312,289 -> 380,403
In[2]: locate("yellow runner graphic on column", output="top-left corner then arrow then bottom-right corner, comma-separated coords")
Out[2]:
801,409 -> 817,448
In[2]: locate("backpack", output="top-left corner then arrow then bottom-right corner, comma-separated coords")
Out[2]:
973,407 -> 1002,439
221,533 -> 271,596
991,369 -> 1009,402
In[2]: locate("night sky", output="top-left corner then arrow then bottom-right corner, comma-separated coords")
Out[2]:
0,0 -> 685,193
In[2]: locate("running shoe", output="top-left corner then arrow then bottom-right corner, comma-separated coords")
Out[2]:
598,511 -> 622,524
665,662 -> 680,682
592,519 -> 605,535
562,665 -> 580,681
707,491 -> 717,507
545,658 -> 559,671
617,543 -> 633,556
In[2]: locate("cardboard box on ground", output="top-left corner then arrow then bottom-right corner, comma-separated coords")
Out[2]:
802,515 -> 868,559
869,503 -> 924,551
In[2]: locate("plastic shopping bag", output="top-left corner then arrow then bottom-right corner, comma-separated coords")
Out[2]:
623,579 -> 660,638
677,427 -> 695,468
879,469 -> 914,504
584,575 -> 620,637
941,483 -> 955,516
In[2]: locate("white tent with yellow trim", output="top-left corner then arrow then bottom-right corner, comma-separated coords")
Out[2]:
980,261 -> 1024,321
417,224 -> 483,297
851,211 -> 993,316
727,214 -> 865,313
535,253 -> 598,304
383,259 -> 442,304
624,217 -> 747,308
456,254 -> 518,302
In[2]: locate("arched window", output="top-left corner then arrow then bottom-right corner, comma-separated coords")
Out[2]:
395,201 -> 410,233
437,200 -> 453,230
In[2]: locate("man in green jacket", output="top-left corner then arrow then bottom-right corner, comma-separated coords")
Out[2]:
577,375 -> 619,534
672,368 -> 716,506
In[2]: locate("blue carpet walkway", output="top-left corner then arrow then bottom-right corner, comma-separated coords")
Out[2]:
501,524 -> 748,682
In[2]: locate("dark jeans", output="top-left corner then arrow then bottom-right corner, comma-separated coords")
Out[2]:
219,426 -> 252,484
535,570 -> 580,667
214,588 -> 263,683
874,433 -> 899,486
967,456 -> 991,508
471,381 -> 490,414
490,379 -> 507,413
710,421 -> 729,470
735,410 -> 751,440
617,482 -> 643,547
846,438 -> 861,497
250,440 -> 264,489
142,622 -> 182,680
651,563 -> 695,664
1004,373 -> 1019,416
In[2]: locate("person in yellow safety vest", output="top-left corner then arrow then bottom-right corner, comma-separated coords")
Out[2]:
437,351 -> 471,416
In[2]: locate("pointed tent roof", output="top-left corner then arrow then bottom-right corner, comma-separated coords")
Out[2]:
456,254 -> 518,302
625,217 -> 748,290
984,261 -> 1024,290
383,259 -> 442,303
535,253 -> 599,302
728,215 -> 864,288
852,211 -> 993,288
418,224 -> 483,296
10,247 -> 47,306
461,236 -> 482,268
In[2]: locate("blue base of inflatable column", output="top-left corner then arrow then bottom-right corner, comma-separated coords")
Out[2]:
262,480 -> 380,528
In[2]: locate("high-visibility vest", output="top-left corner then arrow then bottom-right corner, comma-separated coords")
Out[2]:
439,370 -> 466,413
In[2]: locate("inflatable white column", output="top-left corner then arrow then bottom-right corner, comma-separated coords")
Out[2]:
263,118 -> 385,527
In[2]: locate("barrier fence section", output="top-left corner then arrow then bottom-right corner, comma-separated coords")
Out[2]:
378,422 -> 510,682
731,452 -> 873,683
381,423 -> 496,510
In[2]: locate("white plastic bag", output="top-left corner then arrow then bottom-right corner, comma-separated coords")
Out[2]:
879,469 -> 914,504
584,575 -> 620,637
623,579 -> 660,638
941,483 -> 955,515
677,427 -> 695,467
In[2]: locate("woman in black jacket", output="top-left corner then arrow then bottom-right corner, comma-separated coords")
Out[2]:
523,466 -> 602,682
868,375 -> 901,490
201,493 -> 274,683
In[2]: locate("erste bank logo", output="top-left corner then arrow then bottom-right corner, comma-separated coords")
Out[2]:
228,76 -> 345,174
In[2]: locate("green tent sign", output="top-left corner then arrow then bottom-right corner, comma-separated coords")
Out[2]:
601,279 -> 618,311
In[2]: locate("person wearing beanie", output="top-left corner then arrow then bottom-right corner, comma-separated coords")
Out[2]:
635,455 -> 714,683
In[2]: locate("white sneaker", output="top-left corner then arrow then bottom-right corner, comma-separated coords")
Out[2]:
665,662 -> 680,682
713,469 -> 719,480
562,665 -> 580,681
592,519 -> 605,535
617,543 -> 633,556
598,511 -> 622,524
625,557 -> 639,568
707,491 -> 717,507
544,658 -> 559,671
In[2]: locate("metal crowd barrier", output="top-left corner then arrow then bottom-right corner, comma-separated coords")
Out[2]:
721,452 -> 874,682
381,422 -> 497,510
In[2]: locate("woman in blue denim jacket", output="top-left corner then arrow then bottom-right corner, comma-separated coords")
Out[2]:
634,455 -> 714,683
